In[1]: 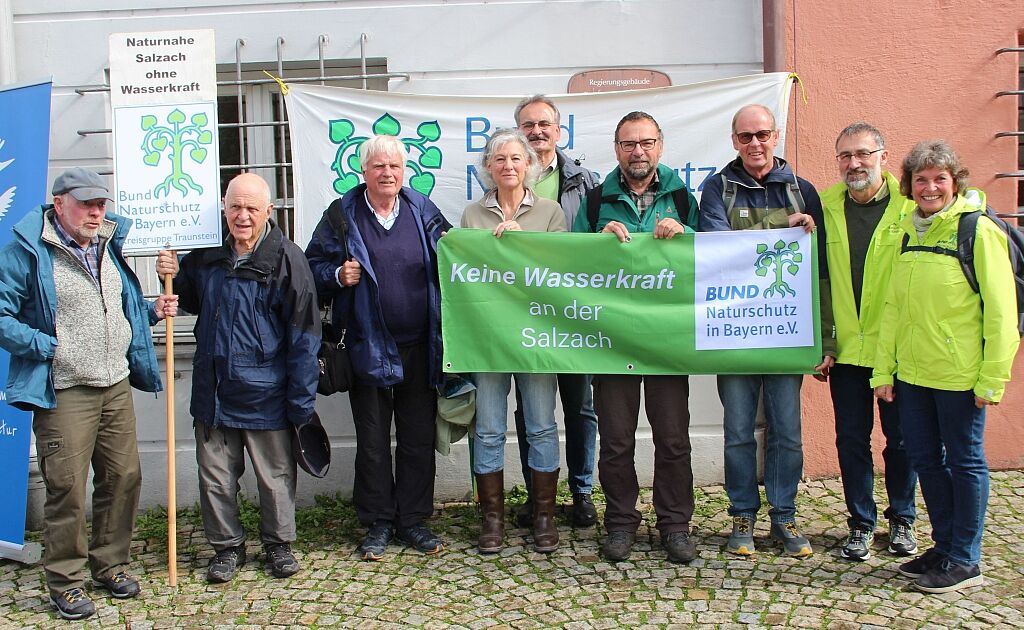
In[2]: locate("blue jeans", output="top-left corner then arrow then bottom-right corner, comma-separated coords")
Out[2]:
896,380 -> 987,566
719,374 -> 804,523
514,373 -> 597,495
829,363 -> 917,530
473,372 -> 559,475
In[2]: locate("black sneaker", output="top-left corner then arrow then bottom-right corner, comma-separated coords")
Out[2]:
207,545 -> 246,583
663,531 -> 697,564
49,587 -> 95,620
571,493 -> 598,527
915,559 -> 984,593
397,524 -> 445,555
360,520 -> 394,561
92,570 -> 141,599
887,518 -> 918,556
898,547 -> 946,579
602,530 -> 635,562
264,543 -> 300,578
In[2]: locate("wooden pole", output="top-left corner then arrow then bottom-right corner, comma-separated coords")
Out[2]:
163,271 -> 177,587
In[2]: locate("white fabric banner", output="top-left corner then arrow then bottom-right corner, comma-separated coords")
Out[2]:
285,73 -> 794,246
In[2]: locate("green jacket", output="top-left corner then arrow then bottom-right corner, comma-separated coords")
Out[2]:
869,190 -> 1020,401
822,171 -> 915,367
571,164 -> 698,234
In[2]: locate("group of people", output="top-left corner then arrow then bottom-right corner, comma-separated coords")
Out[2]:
0,95 -> 1017,621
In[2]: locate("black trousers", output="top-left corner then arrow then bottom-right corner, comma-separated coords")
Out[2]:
348,343 -> 437,528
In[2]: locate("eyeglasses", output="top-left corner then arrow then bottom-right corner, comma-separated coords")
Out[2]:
734,129 -> 774,144
616,138 -> 659,152
519,120 -> 556,131
836,148 -> 883,162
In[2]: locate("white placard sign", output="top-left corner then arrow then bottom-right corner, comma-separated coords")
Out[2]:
109,29 -> 222,253
694,228 -> 815,350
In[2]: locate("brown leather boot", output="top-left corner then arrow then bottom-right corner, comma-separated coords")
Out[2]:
475,471 -> 504,554
532,468 -> 560,553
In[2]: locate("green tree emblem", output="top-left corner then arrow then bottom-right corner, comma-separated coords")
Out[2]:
140,109 -> 213,197
328,113 -> 442,197
754,239 -> 802,297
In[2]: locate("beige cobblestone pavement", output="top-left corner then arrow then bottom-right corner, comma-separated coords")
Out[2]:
2,471 -> 1023,629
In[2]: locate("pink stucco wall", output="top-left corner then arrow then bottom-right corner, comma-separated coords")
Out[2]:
773,1 -> 1024,477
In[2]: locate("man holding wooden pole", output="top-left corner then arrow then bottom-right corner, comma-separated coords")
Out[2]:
0,167 -> 177,620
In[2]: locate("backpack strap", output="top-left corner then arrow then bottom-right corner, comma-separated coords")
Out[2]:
324,198 -> 350,261
955,211 -> 982,293
786,177 -> 806,215
670,187 -> 697,230
585,187 -> 603,233
721,173 -> 737,216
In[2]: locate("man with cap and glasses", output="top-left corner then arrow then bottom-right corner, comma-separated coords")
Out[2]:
0,167 -> 177,620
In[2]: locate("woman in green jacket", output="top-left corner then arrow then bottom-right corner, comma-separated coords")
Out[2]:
871,140 -> 1019,594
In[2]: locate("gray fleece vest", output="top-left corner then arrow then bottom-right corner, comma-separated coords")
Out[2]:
42,214 -> 133,390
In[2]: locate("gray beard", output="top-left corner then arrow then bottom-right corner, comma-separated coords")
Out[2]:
846,172 -> 878,192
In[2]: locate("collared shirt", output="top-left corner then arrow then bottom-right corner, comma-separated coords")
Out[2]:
619,169 -> 661,219
52,218 -> 100,283
365,190 -> 400,230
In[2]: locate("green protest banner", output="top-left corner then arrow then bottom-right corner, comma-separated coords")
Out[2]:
439,228 -> 822,375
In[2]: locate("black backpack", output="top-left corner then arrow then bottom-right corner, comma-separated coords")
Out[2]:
900,207 -> 1024,335
584,186 -> 696,233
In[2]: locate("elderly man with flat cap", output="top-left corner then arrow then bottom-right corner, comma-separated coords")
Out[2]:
0,167 -> 176,620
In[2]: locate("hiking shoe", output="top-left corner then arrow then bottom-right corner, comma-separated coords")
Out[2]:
840,527 -> 874,561
206,545 -> 246,583
514,499 -> 533,528
727,516 -> 756,556
92,570 -> 141,599
602,530 -> 635,562
770,521 -> 813,557
572,493 -> 598,527
49,587 -> 95,620
663,531 -> 697,564
397,524 -> 445,555
915,559 -> 984,593
264,543 -> 300,578
360,520 -> 394,561
888,518 -> 918,556
898,547 -> 947,579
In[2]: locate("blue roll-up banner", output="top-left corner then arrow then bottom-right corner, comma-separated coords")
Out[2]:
0,80 -> 52,555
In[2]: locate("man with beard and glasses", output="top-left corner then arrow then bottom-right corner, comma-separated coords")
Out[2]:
572,111 -> 700,564
510,95 -> 600,528
699,104 -> 834,559
819,122 -> 919,562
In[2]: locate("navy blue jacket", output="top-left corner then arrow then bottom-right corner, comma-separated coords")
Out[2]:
305,185 -> 450,388
175,222 -> 320,429
0,206 -> 161,410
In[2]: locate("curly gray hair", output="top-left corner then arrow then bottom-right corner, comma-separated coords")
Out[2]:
899,140 -> 969,198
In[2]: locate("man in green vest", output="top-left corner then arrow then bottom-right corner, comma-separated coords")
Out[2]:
819,122 -> 918,562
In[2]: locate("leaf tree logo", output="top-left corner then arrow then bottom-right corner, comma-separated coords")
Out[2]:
0,138 -> 14,222
140,108 -> 213,197
328,113 -> 442,197
754,239 -> 802,298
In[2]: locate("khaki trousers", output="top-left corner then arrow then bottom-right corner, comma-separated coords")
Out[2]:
32,379 -> 142,596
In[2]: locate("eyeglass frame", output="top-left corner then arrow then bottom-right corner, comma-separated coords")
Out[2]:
733,129 -> 775,145
615,138 -> 659,152
835,148 -> 884,163
518,120 -> 557,131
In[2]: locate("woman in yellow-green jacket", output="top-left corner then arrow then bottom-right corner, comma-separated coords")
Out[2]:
870,140 -> 1019,594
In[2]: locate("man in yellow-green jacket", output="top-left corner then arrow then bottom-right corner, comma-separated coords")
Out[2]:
821,123 -> 919,563
871,139 -> 1019,594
